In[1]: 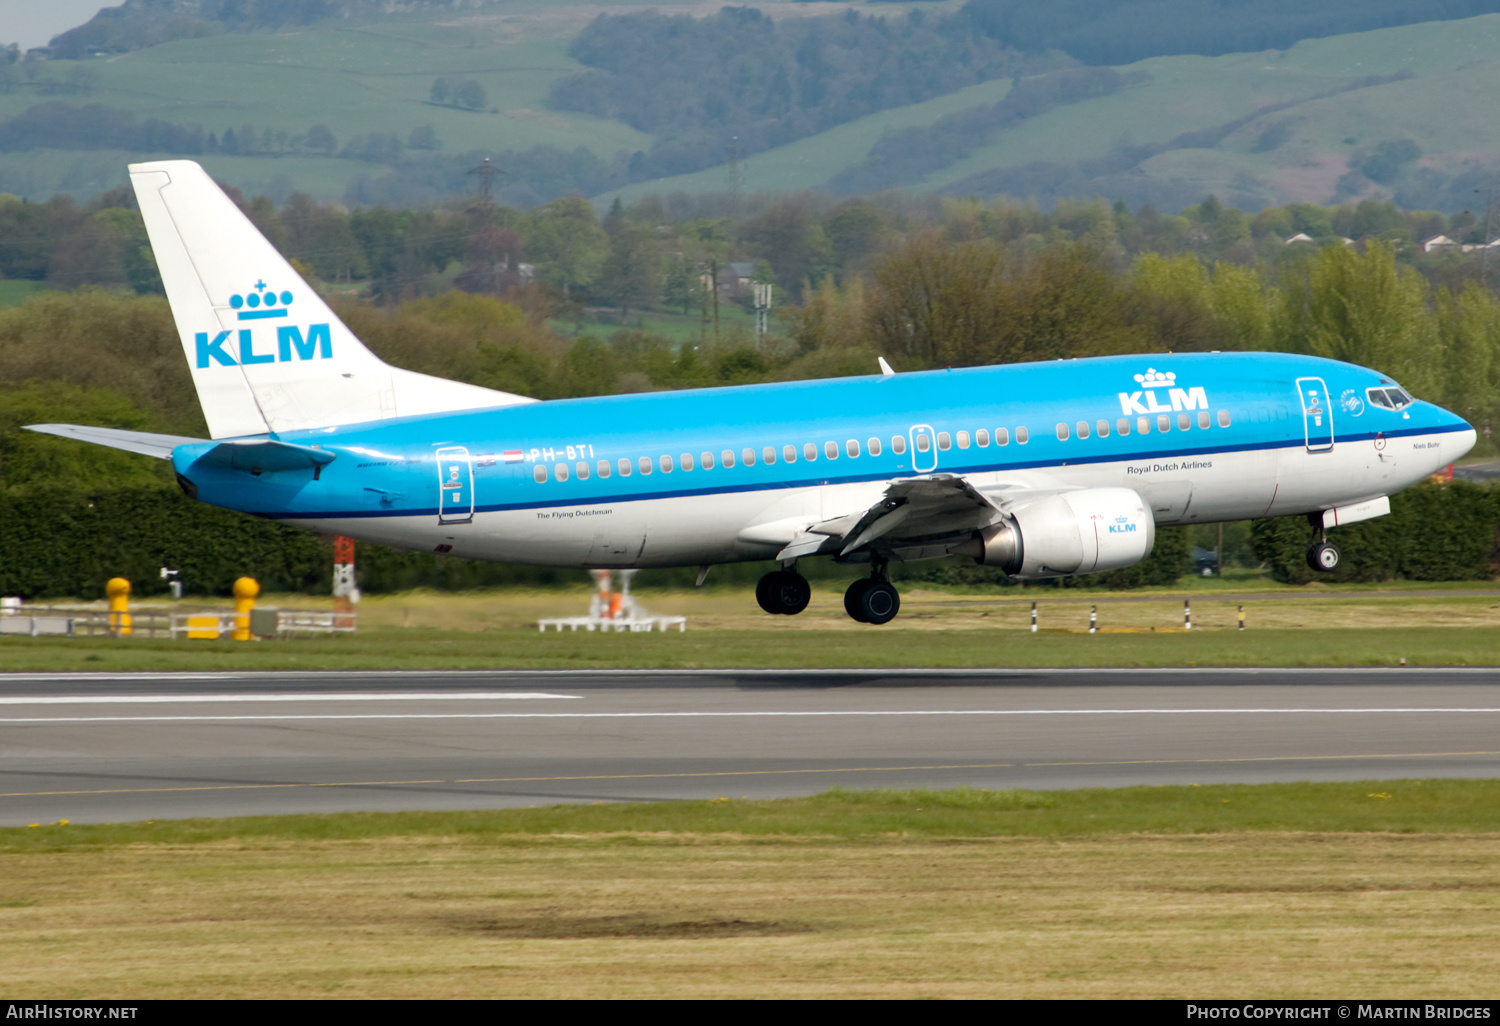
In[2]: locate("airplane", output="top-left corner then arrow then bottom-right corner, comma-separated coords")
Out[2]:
27,161 -> 1477,624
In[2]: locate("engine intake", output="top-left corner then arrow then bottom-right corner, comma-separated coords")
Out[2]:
955,487 -> 1155,579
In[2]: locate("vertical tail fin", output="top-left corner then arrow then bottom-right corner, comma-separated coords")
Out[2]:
129,160 -> 532,439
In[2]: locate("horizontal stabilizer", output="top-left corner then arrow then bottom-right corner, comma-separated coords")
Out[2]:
24,424 -> 207,459
192,438 -> 337,475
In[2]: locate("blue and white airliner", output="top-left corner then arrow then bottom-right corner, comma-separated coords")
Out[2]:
28,161 -> 1477,624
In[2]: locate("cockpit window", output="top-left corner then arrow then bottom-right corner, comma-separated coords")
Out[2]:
1367,386 -> 1412,411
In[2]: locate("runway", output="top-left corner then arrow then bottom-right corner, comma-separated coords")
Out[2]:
3,668 -> 1500,824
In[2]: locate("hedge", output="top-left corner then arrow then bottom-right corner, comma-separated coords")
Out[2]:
1250,481 -> 1500,584
5,482 -> 1492,600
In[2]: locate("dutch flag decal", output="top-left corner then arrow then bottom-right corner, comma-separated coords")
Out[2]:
502,450 -> 524,463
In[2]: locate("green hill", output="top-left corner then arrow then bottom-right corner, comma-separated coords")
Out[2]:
4,3 -> 1500,212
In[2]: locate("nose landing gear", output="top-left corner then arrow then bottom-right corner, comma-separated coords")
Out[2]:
1307,541 -> 1341,571
1306,514 -> 1341,572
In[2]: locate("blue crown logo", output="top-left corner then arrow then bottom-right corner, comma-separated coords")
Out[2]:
230,280 -> 293,321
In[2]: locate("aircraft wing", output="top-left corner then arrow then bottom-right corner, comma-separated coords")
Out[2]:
776,473 -> 1075,562
24,424 -> 208,459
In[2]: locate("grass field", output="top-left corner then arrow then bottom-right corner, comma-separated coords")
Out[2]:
2,782 -> 1498,998
4,581 -> 1500,670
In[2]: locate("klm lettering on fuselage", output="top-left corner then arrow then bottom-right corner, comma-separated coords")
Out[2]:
195,280 -> 332,368
1117,367 -> 1207,416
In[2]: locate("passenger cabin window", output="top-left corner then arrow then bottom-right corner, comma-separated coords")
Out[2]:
618,458 -> 632,477
976,429 -> 990,447
915,434 -> 931,453
956,430 -> 970,449
1158,415 -> 1171,433
763,446 -> 777,465
681,453 -> 694,471
701,451 -> 714,469
534,465 -> 547,483
1218,410 -> 1231,428
576,461 -> 589,480
1178,413 -> 1190,431
1056,423 -> 1070,441
723,449 -> 737,468
868,437 -> 882,457
1016,427 -> 1029,444
937,432 -> 951,451
598,460 -> 611,479
825,441 -> 839,460
891,436 -> 906,455
1198,411 -> 1211,430
845,439 -> 859,458
639,456 -> 653,475
995,428 -> 1009,446
554,463 -> 569,482
660,455 -> 674,473
1097,420 -> 1110,438
1137,417 -> 1150,435
783,444 -> 797,463
1076,421 -> 1090,439
804,443 -> 817,462
742,448 -> 756,466
1117,418 -> 1130,436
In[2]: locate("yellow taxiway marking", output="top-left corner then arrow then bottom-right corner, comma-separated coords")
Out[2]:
3,751 -> 1500,800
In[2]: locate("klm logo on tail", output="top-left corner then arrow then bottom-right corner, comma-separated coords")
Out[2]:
196,280 -> 331,368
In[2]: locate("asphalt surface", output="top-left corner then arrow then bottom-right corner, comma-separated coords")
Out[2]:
3,668 -> 1500,824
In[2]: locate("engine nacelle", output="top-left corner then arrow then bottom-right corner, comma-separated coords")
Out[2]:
955,487 -> 1155,579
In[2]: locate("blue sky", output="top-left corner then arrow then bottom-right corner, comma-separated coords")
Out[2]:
2,1 -> 109,50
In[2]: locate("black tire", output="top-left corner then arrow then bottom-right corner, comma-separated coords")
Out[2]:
755,571 -> 777,613
858,581 -> 901,625
844,578 -> 873,622
757,570 -> 811,615
1306,542 -> 1341,572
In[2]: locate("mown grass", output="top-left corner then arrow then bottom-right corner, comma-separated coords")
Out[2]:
3,783 -> 1499,998
4,624 -> 1500,671
5,781 -> 1498,852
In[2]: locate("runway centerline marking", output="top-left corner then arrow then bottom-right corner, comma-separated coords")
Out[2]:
3,752 -> 1499,800
3,707 -> 1500,724
0,692 -> 579,706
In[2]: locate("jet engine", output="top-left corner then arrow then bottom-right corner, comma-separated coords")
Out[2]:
953,487 -> 1155,579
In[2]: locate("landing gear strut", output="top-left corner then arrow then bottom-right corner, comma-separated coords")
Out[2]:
1306,514 -> 1341,572
843,559 -> 901,625
756,568 -> 811,615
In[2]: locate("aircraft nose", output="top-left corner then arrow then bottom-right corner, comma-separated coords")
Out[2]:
1447,425 -> 1478,464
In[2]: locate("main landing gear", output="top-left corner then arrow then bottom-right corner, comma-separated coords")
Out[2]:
844,575 -> 900,625
755,568 -> 811,615
754,565 -> 904,624
755,559 -> 904,624
1306,514 -> 1341,572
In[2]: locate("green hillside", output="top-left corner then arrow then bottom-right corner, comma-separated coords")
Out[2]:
3,3 -> 1500,211
605,12 -> 1500,213
0,6 -> 648,201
